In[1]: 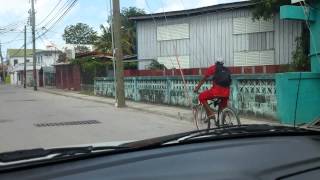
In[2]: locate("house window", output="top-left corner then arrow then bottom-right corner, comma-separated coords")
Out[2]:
26,59 -> 30,63
157,23 -> 189,41
233,17 -> 275,66
14,59 -> 18,66
234,50 -> 274,66
233,17 -> 274,34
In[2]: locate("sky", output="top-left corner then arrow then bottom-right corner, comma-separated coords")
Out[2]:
0,0 -> 245,59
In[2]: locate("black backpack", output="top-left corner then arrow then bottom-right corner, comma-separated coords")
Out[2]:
214,63 -> 231,87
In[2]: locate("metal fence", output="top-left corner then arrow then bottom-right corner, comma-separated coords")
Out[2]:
44,72 -> 56,88
43,67 -> 56,88
95,75 -> 277,119
80,84 -> 95,93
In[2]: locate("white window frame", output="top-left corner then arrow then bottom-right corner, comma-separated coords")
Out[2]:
157,23 -> 190,41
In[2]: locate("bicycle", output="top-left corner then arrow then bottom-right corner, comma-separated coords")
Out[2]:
192,93 -> 241,130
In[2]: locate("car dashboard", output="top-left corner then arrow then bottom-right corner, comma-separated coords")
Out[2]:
1,135 -> 320,180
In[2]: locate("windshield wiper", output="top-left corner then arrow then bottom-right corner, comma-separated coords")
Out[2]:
178,124 -> 318,143
123,124 -> 320,149
0,145 -> 128,163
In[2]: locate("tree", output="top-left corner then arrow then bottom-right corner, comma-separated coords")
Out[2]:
94,25 -> 112,53
251,0 -> 310,71
94,7 -> 145,55
148,60 -> 167,70
291,29 -> 310,71
75,45 -> 90,52
63,23 -> 97,44
57,53 -> 67,63
120,7 -> 145,55
251,0 -> 291,20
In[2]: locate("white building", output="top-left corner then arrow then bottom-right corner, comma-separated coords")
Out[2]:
35,50 -> 62,67
130,1 -> 302,70
7,48 -> 62,86
7,49 -> 33,85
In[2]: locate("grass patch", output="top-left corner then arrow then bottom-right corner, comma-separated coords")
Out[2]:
79,90 -> 95,96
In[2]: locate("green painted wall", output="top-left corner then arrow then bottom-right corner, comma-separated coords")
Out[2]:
276,72 -> 320,125
95,75 -> 277,119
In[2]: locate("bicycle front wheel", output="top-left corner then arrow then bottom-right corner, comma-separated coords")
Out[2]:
193,105 -> 210,130
220,107 -> 241,127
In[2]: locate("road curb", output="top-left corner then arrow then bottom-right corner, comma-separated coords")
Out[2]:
39,88 -> 193,122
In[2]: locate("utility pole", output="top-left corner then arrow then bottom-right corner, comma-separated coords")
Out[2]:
0,42 -> 4,84
24,25 -> 27,88
109,0 -> 117,104
112,0 -> 125,107
31,0 -> 37,91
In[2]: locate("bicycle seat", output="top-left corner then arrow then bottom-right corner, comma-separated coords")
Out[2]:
209,97 -> 222,103
208,98 -> 223,107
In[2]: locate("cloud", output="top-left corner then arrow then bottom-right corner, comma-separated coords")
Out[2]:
149,0 -> 245,13
154,0 -> 185,13
197,0 -> 219,7
136,0 -> 147,9
0,0 -> 29,17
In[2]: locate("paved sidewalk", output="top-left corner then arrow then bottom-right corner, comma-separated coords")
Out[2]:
39,88 -> 279,125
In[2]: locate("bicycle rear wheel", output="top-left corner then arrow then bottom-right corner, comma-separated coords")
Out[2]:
220,107 -> 241,127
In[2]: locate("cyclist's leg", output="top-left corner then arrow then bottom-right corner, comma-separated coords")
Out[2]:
198,89 -> 215,118
219,97 -> 229,122
220,97 -> 229,110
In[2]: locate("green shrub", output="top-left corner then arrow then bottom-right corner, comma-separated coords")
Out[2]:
5,76 -> 10,84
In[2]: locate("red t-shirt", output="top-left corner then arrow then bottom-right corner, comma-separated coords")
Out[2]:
204,65 -> 230,97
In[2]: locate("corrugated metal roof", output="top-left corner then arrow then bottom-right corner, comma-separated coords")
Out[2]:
129,1 -> 254,21
7,49 -> 33,57
35,50 -> 63,54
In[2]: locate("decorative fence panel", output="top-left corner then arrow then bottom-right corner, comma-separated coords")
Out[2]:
231,75 -> 276,119
95,74 -> 276,119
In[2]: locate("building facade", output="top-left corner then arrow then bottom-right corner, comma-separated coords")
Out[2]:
7,48 -> 62,86
35,50 -> 62,67
131,1 -> 303,70
6,49 -> 33,85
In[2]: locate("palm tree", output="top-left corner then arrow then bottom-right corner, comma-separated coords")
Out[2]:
94,7 -> 145,55
94,25 -> 112,54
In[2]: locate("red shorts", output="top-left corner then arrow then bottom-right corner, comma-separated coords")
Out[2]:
199,85 -> 230,109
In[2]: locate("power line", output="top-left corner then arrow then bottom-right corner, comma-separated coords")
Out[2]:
0,18 -> 28,34
20,0 -> 78,47
6,0 -> 77,60
37,0 -> 78,40
0,19 -> 27,29
144,0 -> 198,129
39,0 -> 74,29
1,38 -> 24,45
37,0 -> 63,27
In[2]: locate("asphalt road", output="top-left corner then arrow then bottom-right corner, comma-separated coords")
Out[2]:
0,85 -> 193,153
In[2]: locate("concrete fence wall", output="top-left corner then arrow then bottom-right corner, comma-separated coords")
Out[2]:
94,74 -> 277,120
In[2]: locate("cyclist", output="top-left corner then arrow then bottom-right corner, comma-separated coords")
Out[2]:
193,59 -> 231,119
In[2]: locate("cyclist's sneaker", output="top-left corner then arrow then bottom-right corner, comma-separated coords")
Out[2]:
204,114 -> 216,123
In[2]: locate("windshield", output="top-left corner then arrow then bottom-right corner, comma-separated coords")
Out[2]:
0,0 -> 319,158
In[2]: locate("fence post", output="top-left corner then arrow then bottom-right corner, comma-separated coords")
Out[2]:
230,77 -> 239,111
166,77 -> 171,104
134,77 -> 138,101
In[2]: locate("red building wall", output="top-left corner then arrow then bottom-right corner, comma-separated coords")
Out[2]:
55,64 -> 80,91
123,65 -> 287,77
